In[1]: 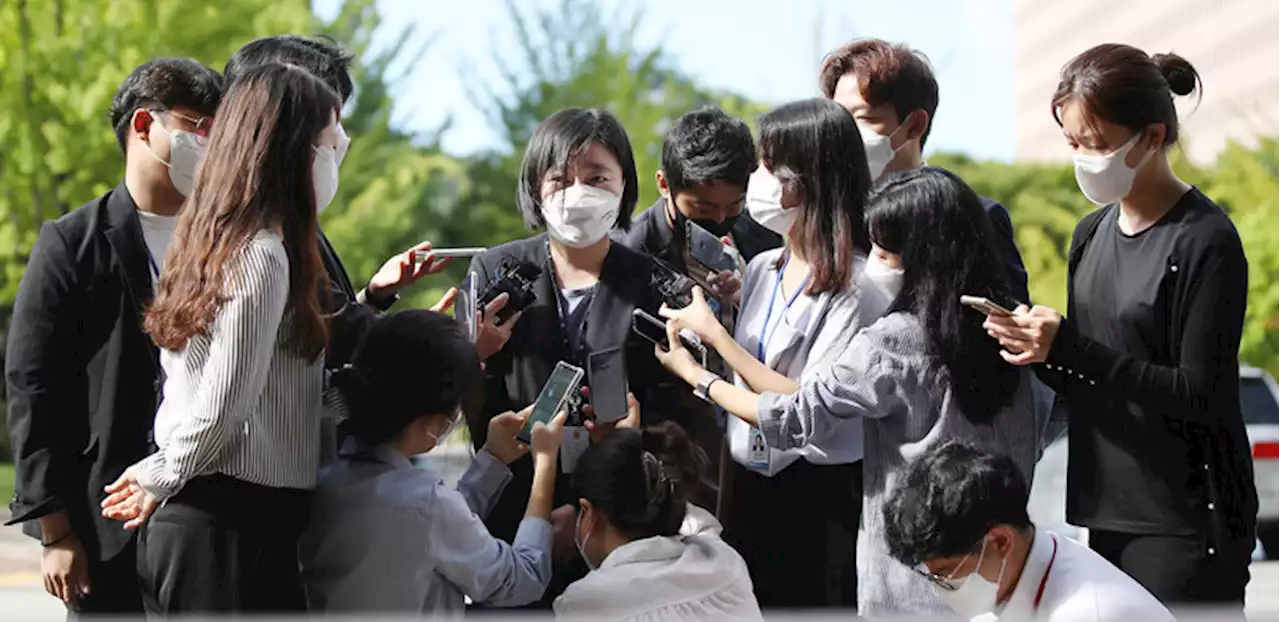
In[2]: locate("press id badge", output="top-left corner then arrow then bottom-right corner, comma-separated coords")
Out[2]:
747,427 -> 769,469
561,426 -> 590,474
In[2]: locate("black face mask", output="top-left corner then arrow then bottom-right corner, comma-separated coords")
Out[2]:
667,196 -> 738,239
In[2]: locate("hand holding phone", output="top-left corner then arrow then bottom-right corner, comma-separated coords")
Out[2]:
961,295 -> 1013,317
686,221 -> 742,273
632,308 -> 707,367
455,272 -> 479,342
414,247 -> 487,262
518,362 -> 584,444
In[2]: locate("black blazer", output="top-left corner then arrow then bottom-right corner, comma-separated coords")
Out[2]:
463,234 -> 682,607
319,230 -> 392,372
4,184 -> 162,561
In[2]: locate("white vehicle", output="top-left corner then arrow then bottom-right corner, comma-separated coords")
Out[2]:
1028,366 -> 1279,559
1240,366 -> 1278,558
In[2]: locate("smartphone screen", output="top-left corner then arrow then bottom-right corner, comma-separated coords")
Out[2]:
455,273 -> 478,341
631,308 -> 670,349
518,361 -> 584,443
686,221 -> 739,273
588,347 -> 629,424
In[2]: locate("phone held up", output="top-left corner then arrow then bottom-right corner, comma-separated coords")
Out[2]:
518,361 -> 584,445
960,295 -> 1013,317
587,346 -> 629,425
685,220 -> 742,274
631,308 -> 708,368
413,247 -> 487,261
455,272 -> 479,342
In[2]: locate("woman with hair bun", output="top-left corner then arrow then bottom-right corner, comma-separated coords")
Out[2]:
554,422 -> 762,620
298,310 -> 567,614
982,44 -> 1257,610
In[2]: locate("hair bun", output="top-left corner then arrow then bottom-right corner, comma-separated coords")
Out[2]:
641,422 -> 708,503
1152,52 -> 1199,97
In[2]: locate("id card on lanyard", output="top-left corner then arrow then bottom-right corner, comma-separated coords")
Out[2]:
746,257 -> 810,471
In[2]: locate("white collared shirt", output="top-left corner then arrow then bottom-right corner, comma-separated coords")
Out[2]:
984,529 -> 1174,622
554,505 -> 763,621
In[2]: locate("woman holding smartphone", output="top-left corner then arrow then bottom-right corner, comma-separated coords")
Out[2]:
656,97 -> 886,609
982,45 -> 1256,610
656,166 -> 1047,618
462,108 -> 677,608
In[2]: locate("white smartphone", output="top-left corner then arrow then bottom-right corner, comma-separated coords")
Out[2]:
414,247 -> 487,261
455,272 -> 478,342
960,295 -> 1013,317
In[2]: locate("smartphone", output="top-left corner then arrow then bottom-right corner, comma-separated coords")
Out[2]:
960,295 -> 1013,317
631,309 -> 708,366
587,346 -> 629,424
686,221 -> 741,273
517,361 -> 584,444
414,247 -> 487,262
455,272 -> 478,342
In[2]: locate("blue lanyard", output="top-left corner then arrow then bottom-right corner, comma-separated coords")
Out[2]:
145,247 -> 160,279
756,257 -> 810,362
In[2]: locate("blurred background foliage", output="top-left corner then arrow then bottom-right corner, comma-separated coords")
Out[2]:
0,0 -> 1275,460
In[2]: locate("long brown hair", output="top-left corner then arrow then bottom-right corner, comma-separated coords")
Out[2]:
146,63 -> 337,359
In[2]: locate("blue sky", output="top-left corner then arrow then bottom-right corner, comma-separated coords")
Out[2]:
314,0 -> 1017,161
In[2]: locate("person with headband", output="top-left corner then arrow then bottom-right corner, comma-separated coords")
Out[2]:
298,310 -> 566,614
981,44 -> 1256,611
4,57 -> 221,615
554,422 -> 761,620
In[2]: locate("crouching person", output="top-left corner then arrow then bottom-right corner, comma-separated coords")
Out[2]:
299,310 -> 566,613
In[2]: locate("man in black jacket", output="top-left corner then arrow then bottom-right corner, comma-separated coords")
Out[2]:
819,38 -> 1030,304
5,58 -> 222,615
222,35 -> 451,370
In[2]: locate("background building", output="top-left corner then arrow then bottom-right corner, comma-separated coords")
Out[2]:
1014,0 -> 1279,164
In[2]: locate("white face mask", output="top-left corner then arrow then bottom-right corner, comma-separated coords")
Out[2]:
1073,132 -> 1153,206
859,122 -> 908,181
574,511 -> 598,571
143,121 -> 206,198
542,184 -> 620,248
933,537 -> 1008,620
745,167 -> 799,236
312,144 -> 340,214
425,409 -> 462,449
334,123 -> 351,168
864,254 -> 904,302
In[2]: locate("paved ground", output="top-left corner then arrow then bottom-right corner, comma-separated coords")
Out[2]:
2,444 -> 1275,619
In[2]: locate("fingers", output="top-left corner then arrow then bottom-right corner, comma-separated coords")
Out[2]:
100,488 -> 135,510
53,572 -> 69,603
73,560 -> 90,597
491,411 -> 524,427
658,303 -> 676,320
483,292 -> 511,319
664,319 -> 683,351
691,286 -> 707,304
1000,348 -> 1038,366
547,409 -> 568,432
104,473 -> 129,494
1013,304 -> 1032,315
720,235 -> 736,248
502,309 -> 524,331
431,287 -> 459,313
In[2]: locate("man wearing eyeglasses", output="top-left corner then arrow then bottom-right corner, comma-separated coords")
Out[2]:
882,440 -> 1173,622
5,58 -> 222,616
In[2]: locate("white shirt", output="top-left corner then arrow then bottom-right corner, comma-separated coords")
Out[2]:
554,505 -> 763,621
982,530 -> 1174,622
135,209 -> 177,281
138,231 -> 324,500
727,250 -> 884,475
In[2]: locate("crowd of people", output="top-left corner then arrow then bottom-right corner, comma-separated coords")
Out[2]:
2,30 -> 1259,622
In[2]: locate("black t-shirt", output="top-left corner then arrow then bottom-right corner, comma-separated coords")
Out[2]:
1065,189 -> 1250,536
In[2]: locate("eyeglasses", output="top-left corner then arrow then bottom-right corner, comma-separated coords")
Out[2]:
911,564 -> 964,592
152,109 -> 214,143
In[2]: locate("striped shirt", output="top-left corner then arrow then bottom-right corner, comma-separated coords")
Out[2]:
137,230 -> 324,501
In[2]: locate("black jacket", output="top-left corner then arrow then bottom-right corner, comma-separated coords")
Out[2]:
5,184 -> 162,560
463,234 -> 682,607
979,196 -> 1030,305
319,230 -> 393,371
1040,192 -> 1257,549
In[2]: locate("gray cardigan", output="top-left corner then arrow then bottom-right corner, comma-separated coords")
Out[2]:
757,311 -> 1052,618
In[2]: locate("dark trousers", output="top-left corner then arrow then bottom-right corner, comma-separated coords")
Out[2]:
136,474 -> 310,615
68,538 -> 144,618
721,459 -> 862,609
1089,529 -> 1251,610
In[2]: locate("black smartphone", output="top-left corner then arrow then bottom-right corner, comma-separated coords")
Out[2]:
587,346 -> 629,424
631,308 -> 708,366
517,361 -> 584,444
686,220 -> 741,273
455,272 -> 478,342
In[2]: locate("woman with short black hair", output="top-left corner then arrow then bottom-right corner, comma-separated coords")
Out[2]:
982,44 -> 1257,610
554,422 -> 762,620
298,310 -> 566,614
464,108 -> 678,608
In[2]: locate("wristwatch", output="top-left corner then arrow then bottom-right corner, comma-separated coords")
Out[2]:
693,371 -> 722,403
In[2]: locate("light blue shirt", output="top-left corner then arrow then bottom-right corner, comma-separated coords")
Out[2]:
299,441 -> 553,614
